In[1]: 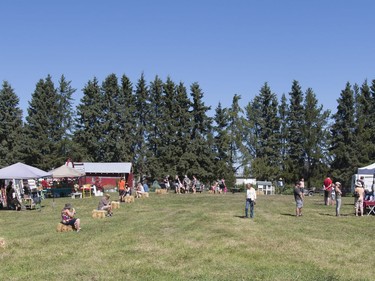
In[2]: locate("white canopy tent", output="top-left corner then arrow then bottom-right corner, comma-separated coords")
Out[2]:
48,165 -> 85,178
357,163 -> 375,175
0,162 -> 51,179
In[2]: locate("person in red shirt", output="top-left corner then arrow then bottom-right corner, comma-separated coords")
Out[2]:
323,176 -> 333,206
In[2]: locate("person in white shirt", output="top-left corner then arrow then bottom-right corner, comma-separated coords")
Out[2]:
245,183 -> 257,219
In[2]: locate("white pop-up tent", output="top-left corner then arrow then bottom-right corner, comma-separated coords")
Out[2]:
0,162 -> 51,179
357,163 -> 375,175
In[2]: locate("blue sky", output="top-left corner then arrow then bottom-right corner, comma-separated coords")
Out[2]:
1,0 -> 374,117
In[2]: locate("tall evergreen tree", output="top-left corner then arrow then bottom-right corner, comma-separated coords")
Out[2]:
100,74 -> 122,162
119,74 -> 136,162
56,75 -> 76,163
278,93 -> 288,179
228,94 -> 248,176
354,80 -> 374,166
213,102 -> 233,185
302,88 -> 330,188
330,82 -> 357,187
24,75 -> 62,170
247,83 -> 281,181
188,82 -> 215,182
146,75 -> 164,178
74,77 -> 103,161
285,80 -> 305,181
0,81 -> 24,167
133,73 -> 150,179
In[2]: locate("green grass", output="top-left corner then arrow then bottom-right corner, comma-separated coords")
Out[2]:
0,192 -> 373,281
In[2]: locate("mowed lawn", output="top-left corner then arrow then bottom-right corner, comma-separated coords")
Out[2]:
0,192 -> 373,281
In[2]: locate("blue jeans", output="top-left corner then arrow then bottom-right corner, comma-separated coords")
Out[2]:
245,199 -> 254,218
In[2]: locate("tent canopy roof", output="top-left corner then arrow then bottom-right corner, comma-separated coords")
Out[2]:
48,165 -> 85,178
73,162 -> 132,175
0,162 -> 51,179
357,163 -> 375,175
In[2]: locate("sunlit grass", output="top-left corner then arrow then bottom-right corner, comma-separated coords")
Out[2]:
0,192 -> 373,280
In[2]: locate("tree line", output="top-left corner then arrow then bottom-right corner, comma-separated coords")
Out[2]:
1,73 -> 375,189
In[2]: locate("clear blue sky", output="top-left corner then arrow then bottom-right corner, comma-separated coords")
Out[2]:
1,0 -> 374,116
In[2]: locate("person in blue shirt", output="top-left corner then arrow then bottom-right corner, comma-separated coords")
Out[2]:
143,180 -> 149,193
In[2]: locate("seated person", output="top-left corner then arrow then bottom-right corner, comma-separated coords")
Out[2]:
98,193 -> 113,216
136,182 -> 146,198
61,203 -> 81,231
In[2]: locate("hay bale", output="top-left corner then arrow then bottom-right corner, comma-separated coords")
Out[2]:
111,201 -> 120,209
56,223 -> 73,232
124,195 -> 135,203
0,237 -> 5,248
155,189 -> 167,195
141,192 -> 149,198
92,209 -> 107,218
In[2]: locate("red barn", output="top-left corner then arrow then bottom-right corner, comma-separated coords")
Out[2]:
74,162 -> 133,190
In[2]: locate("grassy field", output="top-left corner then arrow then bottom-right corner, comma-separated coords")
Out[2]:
0,192 -> 373,281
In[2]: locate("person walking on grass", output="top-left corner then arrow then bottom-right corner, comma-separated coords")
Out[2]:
245,183 -> 256,219
335,182 -> 342,216
294,181 -> 303,217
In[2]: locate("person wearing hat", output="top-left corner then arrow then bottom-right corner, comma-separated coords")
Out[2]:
354,181 -> 365,216
61,203 -> 81,232
334,182 -> 343,216
98,193 -> 112,217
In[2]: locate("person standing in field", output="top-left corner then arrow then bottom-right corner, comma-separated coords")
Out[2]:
245,183 -> 256,219
334,182 -> 342,216
354,182 -> 365,216
294,181 -> 303,217
118,178 -> 126,201
323,176 -> 333,206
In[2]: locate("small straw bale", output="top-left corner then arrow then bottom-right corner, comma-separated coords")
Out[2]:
155,189 -> 167,195
124,195 -> 135,203
111,201 -> 120,209
92,209 -> 107,218
56,223 -> 73,232
0,237 -> 5,248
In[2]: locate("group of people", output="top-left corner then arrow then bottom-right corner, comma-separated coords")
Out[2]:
173,175 -> 203,194
60,193 -> 114,232
322,177 -> 343,216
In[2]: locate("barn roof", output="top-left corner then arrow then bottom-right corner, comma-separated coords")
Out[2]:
73,162 -> 132,174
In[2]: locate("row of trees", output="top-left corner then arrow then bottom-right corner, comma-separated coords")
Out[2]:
1,73 -> 375,189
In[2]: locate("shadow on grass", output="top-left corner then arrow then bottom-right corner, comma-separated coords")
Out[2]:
234,215 -> 249,219
319,213 -> 353,217
280,213 -> 297,217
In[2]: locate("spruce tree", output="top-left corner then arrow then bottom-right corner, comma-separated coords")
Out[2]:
247,83 -> 281,181
188,82 -> 215,182
354,80 -> 374,166
302,88 -> 330,188
0,81 -> 24,167
100,74 -> 123,162
285,80 -> 305,181
146,75 -> 165,178
74,77 -> 103,161
119,74 -> 136,162
133,73 -> 150,179
24,75 -> 62,170
330,82 -> 357,187
56,75 -> 76,163
213,102 -> 233,185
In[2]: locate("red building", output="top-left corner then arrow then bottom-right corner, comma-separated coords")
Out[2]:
74,162 -> 133,190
